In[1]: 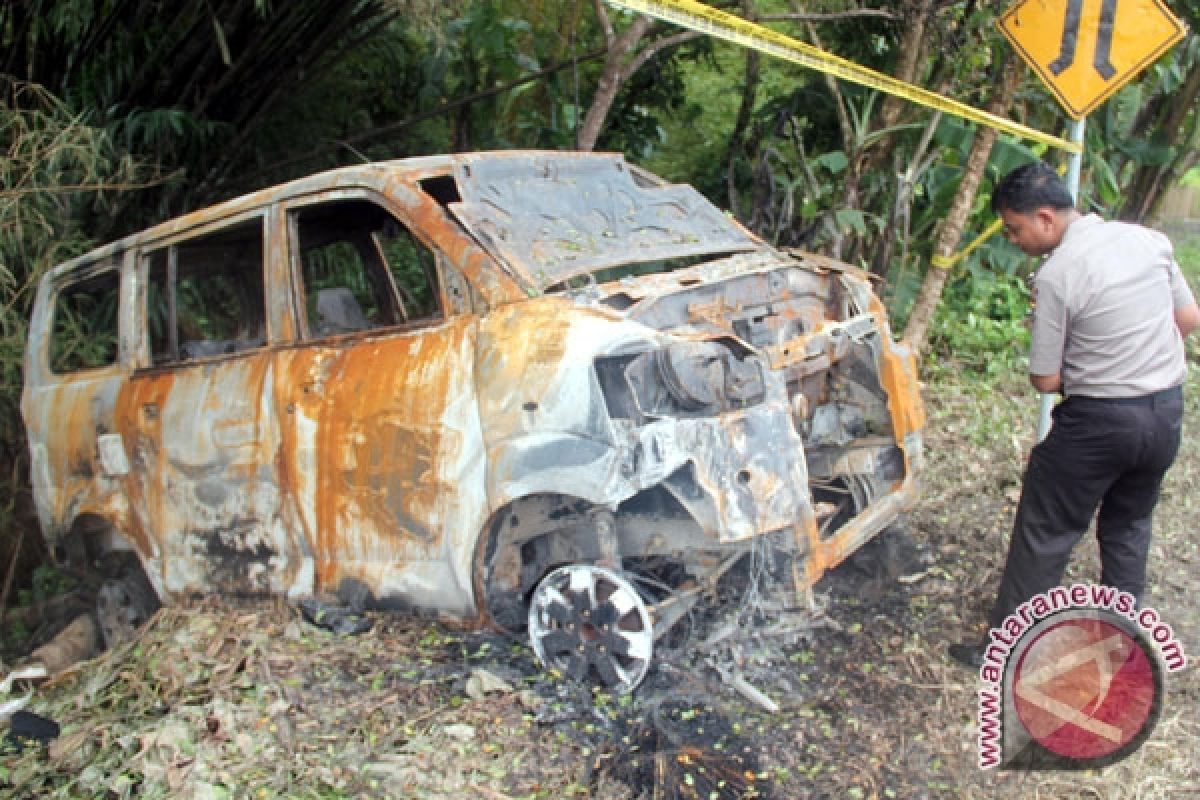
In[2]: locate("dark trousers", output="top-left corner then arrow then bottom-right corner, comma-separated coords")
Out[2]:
987,386 -> 1184,630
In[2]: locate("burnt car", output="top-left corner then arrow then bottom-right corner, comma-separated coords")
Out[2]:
23,151 -> 924,690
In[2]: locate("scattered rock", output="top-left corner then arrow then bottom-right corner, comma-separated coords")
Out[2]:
516,689 -> 542,711
443,723 -> 475,742
465,667 -> 513,700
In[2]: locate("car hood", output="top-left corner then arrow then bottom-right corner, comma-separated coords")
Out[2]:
445,152 -> 759,291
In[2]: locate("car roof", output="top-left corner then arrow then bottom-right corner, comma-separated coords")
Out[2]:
41,150 -> 632,283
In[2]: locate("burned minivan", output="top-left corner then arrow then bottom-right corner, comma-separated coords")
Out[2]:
23,152 -> 923,690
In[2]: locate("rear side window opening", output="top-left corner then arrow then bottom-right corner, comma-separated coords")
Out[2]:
50,268 -> 121,373
145,218 -> 267,365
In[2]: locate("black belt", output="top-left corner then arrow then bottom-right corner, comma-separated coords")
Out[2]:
1069,385 -> 1182,406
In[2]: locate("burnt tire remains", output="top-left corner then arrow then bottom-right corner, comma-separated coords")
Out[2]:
96,564 -> 159,649
527,564 -> 653,693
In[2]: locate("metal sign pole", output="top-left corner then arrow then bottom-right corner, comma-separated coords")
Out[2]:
1036,116 -> 1086,442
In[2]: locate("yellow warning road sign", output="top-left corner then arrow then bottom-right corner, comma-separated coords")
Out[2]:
605,0 -> 1081,153
999,0 -> 1187,119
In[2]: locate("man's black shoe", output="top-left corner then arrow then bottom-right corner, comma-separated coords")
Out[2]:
948,641 -> 986,669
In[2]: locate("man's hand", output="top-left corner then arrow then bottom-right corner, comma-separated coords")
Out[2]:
1176,303 -> 1200,337
1031,372 -> 1063,394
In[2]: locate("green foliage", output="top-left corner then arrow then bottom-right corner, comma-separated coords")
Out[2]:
2,0 -> 402,230
927,269 -> 1032,379
0,78 -> 150,573
1079,30 -> 1200,220
28,563 -> 72,603
441,3 -> 559,148
0,81 -> 144,287
49,270 -> 121,372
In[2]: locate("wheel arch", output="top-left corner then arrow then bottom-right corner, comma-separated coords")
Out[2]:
472,492 -> 614,633
56,512 -> 163,602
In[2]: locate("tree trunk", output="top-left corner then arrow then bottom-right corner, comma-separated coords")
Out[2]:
725,0 -> 761,215
872,111 -> 941,277
576,1 -> 695,152
801,18 -> 856,260
576,4 -> 652,151
1119,55 -> 1200,223
902,53 -> 1018,351
863,0 -> 935,275
876,0 -> 933,134
860,0 -> 934,185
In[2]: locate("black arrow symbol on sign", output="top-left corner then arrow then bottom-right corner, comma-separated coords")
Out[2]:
1048,0 -> 1117,79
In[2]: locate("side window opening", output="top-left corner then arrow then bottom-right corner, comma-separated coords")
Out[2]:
292,199 -> 442,339
50,268 -> 121,373
147,218 -> 266,364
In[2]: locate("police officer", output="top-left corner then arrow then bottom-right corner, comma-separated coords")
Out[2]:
950,162 -> 1199,667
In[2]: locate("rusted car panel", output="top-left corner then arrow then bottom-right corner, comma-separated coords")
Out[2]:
22,151 -> 924,656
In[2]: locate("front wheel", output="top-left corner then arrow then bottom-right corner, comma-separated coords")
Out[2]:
527,564 -> 653,693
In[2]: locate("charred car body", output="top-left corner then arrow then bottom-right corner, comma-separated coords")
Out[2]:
23,152 -> 924,690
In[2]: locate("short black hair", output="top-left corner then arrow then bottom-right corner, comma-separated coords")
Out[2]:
991,162 -> 1075,214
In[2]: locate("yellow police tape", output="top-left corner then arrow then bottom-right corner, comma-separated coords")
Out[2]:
929,164 -> 1070,269
605,0 -> 1081,154
931,217 -> 1007,271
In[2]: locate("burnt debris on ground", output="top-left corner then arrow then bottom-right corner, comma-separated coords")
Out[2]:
0,525 -> 929,799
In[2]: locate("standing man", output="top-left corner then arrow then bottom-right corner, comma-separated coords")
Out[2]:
949,162 -> 1200,667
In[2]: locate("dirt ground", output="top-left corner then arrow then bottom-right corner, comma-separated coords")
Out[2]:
2,369 -> 1199,799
